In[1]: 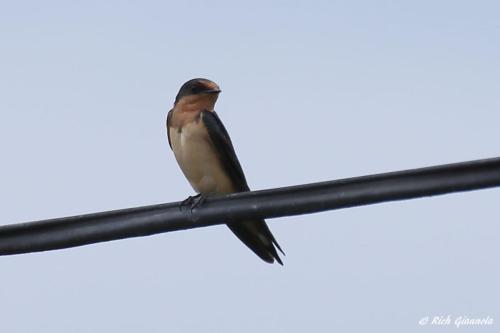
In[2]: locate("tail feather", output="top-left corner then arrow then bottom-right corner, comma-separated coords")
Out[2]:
227,219 -> 284,265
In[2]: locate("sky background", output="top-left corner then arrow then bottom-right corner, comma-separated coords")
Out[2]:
0,1 -> 499,332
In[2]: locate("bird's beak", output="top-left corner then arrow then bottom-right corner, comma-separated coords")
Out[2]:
205,89 -> 221,94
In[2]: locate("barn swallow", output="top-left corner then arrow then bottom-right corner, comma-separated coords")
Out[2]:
166,78 -> 284,265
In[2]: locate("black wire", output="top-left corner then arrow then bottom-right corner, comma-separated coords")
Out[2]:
1,157 -> 499,256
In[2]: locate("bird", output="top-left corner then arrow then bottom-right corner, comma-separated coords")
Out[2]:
166,78 -> 284,265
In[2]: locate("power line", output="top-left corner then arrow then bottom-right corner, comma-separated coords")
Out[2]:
1,157 -> 499,256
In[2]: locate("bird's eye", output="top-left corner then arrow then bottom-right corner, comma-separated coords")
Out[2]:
191,85 -> 203,94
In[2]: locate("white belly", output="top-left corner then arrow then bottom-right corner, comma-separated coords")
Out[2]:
170,120 -> 235,194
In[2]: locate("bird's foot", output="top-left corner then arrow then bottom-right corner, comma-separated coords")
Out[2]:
189,194 -> 207,212
179,194 -> 200,211
179,193 -> 207,212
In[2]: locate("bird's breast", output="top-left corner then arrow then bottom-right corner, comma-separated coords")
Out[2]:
169,116 -> 235,194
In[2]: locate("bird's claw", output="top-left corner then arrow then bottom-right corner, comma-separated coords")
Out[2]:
179,193 -> 207,212
189,194 -> 207,213
179,195 -> 197,210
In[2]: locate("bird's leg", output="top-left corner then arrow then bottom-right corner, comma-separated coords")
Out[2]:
179,193 -> 212,212
190,193 -> 208,213
179,194 -> 202,211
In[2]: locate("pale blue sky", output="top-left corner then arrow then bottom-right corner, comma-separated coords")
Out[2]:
0,1 -> 499,332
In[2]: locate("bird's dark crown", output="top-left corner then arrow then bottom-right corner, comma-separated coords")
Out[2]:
174,78 -> 221,104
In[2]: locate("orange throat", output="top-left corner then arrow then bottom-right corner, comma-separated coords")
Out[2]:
171,94 -> 219,128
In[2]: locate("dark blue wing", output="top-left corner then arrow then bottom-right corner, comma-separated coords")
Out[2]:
202,110 -> 249,192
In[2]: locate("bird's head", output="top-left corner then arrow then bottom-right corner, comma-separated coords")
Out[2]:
174,78 -> 221,111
